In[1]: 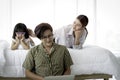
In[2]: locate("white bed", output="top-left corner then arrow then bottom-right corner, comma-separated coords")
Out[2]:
68,46 -> 120,80
0,40 -> 120,80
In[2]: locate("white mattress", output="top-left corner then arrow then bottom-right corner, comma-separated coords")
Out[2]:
69,46 -> 120,80
2,49 -> 28,77
0,41 -> 120,80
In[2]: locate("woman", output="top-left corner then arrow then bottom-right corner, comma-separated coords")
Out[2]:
54,15 -> 89,49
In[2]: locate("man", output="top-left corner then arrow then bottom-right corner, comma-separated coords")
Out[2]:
23,23 -> 73,80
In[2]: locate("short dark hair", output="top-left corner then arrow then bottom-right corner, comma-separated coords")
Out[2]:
34,23 -> 53,39
77,15 -> 89,27
12,23 -> 29,39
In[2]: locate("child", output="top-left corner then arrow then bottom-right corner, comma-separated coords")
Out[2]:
11,23 -> 35,50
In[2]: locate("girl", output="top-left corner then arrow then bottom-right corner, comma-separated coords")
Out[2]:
11,23 -> 34,50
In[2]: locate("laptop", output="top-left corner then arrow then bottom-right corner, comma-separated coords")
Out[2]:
44,75 -> 75,80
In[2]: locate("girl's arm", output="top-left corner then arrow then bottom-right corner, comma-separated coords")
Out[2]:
29,37 -> 35,46
11,40 -> 20,50
28,28 -> 36,37
20,39 -> 30,50
11,37 -> 20,50
20,35 -> 30,50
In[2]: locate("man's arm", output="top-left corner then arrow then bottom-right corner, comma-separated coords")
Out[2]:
63,67 -> 71,75
63,47 -> 73,75
25,69 -> 44,80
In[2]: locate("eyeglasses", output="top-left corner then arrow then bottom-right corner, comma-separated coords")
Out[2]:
42,34 -> 53,39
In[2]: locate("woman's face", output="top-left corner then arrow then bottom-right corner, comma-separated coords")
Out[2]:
41,30 -> 53,47
73,19 -> 82,31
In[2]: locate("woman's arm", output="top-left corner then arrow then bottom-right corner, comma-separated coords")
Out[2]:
25,69 -> 44,80
74,29 -> 83,45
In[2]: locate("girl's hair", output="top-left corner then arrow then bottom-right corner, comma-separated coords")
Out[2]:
34,23 -> 53,39
77,15 -> 89,27
12,23 -> 29,39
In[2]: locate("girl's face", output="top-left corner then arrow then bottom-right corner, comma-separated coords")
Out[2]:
16,32 -> 25,38
73,19 -> 82,31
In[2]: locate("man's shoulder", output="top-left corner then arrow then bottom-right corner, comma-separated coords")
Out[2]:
28,45 -> 41,57
29,45 -> 41,52
54,43 -> 67,49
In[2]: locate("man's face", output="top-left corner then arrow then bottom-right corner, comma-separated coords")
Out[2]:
41,30 -> 53,47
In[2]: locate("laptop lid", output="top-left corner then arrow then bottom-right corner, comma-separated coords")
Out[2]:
44,75 -> 75,80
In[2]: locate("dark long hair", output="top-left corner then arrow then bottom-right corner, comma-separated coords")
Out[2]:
77,15 -> 89,27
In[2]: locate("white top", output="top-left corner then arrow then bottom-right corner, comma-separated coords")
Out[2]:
54,24 -> 88,49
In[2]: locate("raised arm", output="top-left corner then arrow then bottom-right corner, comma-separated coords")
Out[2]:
20,34 -> 30,50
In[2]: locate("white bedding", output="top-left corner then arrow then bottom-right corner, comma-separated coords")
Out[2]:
69,46 -> 120,80
2,49 -> 28,77
0,40 -> 9,74
0,41 -> 120,80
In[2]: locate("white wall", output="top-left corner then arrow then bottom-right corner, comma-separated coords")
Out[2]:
0,0 -> 95,44
1,0 -> 120,52
0,0 -> 11,42
96,0 -> 120,51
